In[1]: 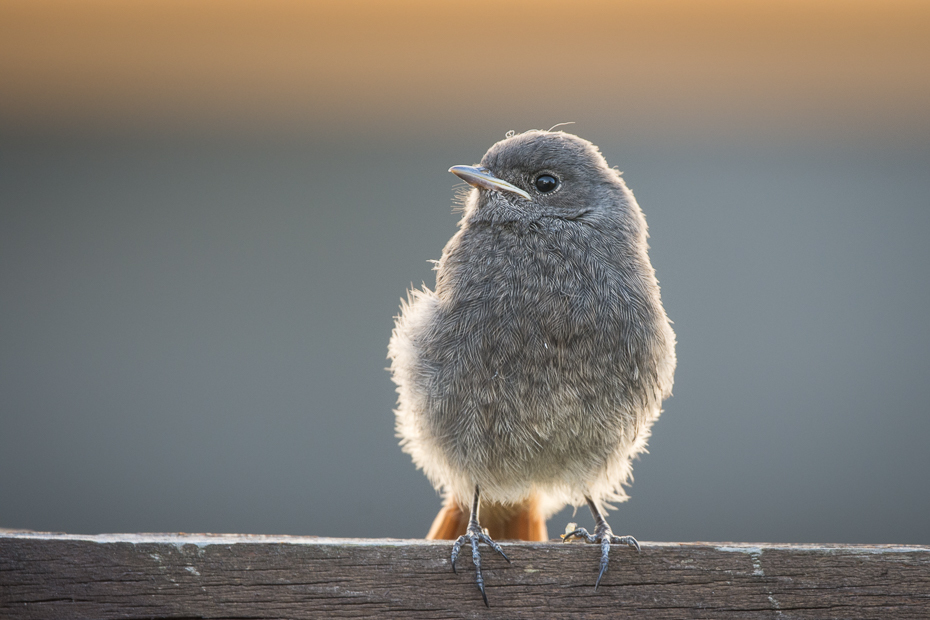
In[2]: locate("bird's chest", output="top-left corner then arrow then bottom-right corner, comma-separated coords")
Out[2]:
433,228 -> 631,395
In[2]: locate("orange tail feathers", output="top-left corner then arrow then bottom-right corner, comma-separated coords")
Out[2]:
426,494 -> 549,542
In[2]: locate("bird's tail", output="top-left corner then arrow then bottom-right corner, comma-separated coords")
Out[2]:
426,493 -> 549,542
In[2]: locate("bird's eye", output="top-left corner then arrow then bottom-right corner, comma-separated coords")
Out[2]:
534,174 -> 558,193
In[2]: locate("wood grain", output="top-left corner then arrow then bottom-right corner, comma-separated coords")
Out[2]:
2,531 -> 928,619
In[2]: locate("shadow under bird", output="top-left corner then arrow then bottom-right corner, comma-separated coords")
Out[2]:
388,130 -> 676,605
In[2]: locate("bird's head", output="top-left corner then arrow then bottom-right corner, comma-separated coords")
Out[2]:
449,130 -> 626,225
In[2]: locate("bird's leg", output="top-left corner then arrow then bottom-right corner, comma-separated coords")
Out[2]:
562,496 -> 640,590
449,485 -> 511,606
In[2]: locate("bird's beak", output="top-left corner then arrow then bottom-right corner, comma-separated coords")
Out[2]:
449,165 -> 531,200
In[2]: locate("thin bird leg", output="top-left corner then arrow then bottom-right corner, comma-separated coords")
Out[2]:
562,495 -> 640,590
449,485 -> 511,606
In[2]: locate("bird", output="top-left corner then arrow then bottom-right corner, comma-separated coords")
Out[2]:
388,129 -> 676,604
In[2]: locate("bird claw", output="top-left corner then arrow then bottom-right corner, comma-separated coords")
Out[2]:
562,525 -> 639,590
450,526 -> 510,606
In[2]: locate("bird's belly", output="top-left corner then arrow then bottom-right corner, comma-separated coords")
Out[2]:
426,331 -> 636,492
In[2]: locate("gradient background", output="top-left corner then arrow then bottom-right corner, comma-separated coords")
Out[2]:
2,0 -> 928,544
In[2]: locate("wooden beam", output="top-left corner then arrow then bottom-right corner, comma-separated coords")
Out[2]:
2,530 -> 929,618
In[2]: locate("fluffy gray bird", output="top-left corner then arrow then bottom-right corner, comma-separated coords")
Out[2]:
388,130 -> 676,604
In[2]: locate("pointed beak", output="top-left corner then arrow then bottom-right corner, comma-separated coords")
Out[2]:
448,165 -> 531,200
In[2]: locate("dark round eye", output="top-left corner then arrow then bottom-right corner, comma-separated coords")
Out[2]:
534,174 -> 558,193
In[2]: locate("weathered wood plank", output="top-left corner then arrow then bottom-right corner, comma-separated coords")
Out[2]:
2,531 -> 929,619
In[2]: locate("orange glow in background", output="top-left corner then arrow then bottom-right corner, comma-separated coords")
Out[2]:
2,0 -> 928,141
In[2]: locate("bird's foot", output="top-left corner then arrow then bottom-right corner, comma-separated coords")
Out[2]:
450,524 -> 511,606
562,522 -> 640,590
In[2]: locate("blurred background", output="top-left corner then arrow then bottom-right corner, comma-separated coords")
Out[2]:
1,0 -> 928,544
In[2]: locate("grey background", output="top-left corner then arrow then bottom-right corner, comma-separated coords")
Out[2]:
2,129 -> 928,544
